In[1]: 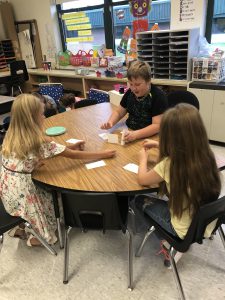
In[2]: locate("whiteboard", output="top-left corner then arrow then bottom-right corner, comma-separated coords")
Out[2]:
18,29 -> 36,68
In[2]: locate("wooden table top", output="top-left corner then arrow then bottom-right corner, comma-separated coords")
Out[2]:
0,95 -> 15,105
32,103 -> 159,194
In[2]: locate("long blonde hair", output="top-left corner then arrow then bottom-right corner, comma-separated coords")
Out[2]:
2,94 -> 45,159
159,104 -> 221,218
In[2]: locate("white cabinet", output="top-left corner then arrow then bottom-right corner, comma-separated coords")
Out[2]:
188,84 -> 225,142
210,90 -> 225,142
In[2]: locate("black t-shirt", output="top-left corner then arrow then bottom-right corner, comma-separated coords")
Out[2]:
120,84 -> 168,130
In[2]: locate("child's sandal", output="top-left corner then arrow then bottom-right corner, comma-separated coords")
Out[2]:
26,235 -> 42,247
8,226 -> 27,240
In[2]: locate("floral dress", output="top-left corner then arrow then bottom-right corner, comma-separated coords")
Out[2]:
0,141 -> 65,244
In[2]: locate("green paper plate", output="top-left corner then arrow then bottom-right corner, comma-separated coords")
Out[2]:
45,126 -> 66,136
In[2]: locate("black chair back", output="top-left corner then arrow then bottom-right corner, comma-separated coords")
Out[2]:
144,195 -> 225,253
195,196 -> 225,242
168,90 -> 200,110
74,99 -> 98,109
9,60 -> 29,87
61,192 -> 126,233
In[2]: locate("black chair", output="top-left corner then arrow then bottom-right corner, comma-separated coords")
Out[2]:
168,90 -> 200,110
74,99 -> 98,109
0,200 -> 57,255
131,195 -> 225,300
9,60 -> 29,96
61,191 -> 133,289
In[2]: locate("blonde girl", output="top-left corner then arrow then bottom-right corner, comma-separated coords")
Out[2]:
136,104 -> 221,265
0,94 -> 115,246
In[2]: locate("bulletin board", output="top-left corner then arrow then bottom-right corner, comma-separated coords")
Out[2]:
15,19 -> 43,68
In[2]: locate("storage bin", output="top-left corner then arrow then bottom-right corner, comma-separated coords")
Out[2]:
192,57 -> 225,82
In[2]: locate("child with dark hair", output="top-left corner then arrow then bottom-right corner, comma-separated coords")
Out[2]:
32,92 -> 58,117
58,93 -> 76,112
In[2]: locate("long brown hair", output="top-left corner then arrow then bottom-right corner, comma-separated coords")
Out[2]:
159,104 -> 221,218
2,94 -> 45,159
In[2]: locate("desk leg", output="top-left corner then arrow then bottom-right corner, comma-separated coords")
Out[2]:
52,190 -> 64,249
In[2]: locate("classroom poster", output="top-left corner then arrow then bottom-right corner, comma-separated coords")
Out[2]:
18,30 -> 36,68
170,0 -> 207,34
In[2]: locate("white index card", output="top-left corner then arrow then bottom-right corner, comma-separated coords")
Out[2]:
66,138 -> 83,144
107,134 -> 119,144
85,160 -> 106,170
99,133 -> 108,140
123,163 -> 139,174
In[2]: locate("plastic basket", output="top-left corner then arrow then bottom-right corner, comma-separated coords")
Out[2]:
192,57 -> 225,82
70,50 -> 83,66
82,50 -> 93,67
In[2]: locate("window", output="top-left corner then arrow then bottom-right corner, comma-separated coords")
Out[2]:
57,0 -> 171,63
113,0 -> 171,56
211,0 -> 225,52
58,0 -> 105,55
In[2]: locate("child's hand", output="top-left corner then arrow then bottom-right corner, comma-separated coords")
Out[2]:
102,149 -> 116,158
139,148 -> 148,162
100,122 -> 113,130
69,140 -> 85,151
142,139 -> 159,150
124,130 -> 137,142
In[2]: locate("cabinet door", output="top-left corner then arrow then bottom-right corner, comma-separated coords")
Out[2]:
210,90 -> 225,142
187,87 -> 214,136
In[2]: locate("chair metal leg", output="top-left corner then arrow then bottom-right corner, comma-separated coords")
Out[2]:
63,226 -> 72,284
135,226 -> 155,257
218,226 -> 225,250
127,228 -> 134,291
52,191 -> 64,249
0,234 -> 3,253
128,206 -> 137,235
24,222 -> 57,256
169,247 -> 185,300
18,86 -> 22,94
57,217 -> 64,249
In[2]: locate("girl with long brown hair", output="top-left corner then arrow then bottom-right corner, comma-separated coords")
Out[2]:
136,103 -> 221,265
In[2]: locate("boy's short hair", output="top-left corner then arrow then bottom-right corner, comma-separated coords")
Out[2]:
59,93 -> 75,108
127,60 -> 151,82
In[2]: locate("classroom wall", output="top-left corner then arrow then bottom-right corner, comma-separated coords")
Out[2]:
0,0 -> 208,67
4,0 -> 62,65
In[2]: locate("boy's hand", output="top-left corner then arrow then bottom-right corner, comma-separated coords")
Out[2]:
100,122 -> 113,130
124,130 -> 137,142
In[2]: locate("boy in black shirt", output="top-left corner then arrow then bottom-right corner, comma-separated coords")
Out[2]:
101,61 -> 168,142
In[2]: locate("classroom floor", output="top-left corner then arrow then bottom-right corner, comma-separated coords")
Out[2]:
0,143 -> 225,300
